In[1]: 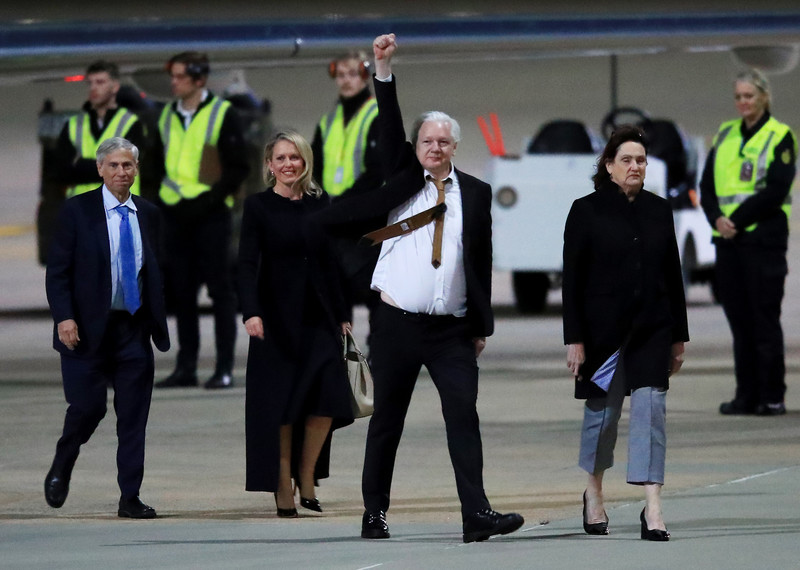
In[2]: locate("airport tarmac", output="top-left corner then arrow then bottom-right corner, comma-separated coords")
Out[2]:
1,228 -> 799,569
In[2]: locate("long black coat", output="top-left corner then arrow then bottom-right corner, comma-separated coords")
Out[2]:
562,183 -> 689,399
238,188 -> 350,492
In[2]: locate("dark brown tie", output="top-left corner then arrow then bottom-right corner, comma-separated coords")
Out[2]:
430,177 -> 448,268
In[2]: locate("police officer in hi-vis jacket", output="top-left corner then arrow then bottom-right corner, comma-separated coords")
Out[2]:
700,68 -> 796,417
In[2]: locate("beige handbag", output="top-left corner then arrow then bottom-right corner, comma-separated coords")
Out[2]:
343,330 -> 374,418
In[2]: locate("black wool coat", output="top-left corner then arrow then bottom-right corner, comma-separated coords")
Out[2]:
238,188 -> 350,492
562,182 -> 689,399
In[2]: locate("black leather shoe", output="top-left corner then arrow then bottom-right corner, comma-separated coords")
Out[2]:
582,491 -> 609,535
640,507 -> 669,541
300,497 -> 323,513
463,509 -> 524,543
44,465 -> 71,508
361,510 -> 390,539
719,400 -> 755,415
204,372 -> 233,389
155,368 -> 198,388
118,496 -> 157,519
755,402 -> 786,416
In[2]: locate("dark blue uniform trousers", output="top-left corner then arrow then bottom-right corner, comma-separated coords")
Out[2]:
715,243 -> 787,408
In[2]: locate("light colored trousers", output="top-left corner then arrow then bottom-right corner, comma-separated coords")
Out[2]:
578,358 -> 667,484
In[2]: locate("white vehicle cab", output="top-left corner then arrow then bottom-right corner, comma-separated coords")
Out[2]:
485,109 -> 715,313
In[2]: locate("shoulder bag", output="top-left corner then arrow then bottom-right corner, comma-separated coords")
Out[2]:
343,330 -> 374,418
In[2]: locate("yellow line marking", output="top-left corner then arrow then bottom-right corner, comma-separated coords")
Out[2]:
0,225 -> 34,237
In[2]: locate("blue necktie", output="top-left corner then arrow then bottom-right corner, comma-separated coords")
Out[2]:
117,205 -> 141,315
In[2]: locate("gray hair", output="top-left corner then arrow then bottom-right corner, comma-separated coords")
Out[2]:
96,137 -> 139,165
411,111 -> 461,146
735,68 -> 772,110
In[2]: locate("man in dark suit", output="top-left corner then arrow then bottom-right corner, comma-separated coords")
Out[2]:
319,34 -> 523,543
44,137 -> 170,518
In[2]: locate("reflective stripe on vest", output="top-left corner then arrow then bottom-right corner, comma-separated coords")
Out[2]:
711,117 -> 795,236
158,96 -> 232,207
319,98 -> 378,196
66,109 -> 139,198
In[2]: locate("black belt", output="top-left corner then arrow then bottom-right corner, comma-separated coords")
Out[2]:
379,301 -> 462,323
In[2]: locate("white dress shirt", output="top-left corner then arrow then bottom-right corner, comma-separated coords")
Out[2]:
371,166 -> 468,316
176,89 -> 210,129
103,186 -> 143,310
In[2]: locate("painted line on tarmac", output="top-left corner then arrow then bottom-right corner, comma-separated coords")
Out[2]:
0,224 -> 34,237
709,465 -> 798,487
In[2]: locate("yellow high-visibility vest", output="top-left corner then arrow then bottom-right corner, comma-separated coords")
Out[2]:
319,97 -> 378,196
158,95 -> 233,207
66,108 -> 140,198
711,116 -> 795,236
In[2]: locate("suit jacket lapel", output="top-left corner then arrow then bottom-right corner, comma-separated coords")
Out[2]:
88,188 -> 112,277
132,195 -> 151,267
456,168 -> 476,250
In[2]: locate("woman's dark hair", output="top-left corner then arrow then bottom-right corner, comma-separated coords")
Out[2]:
592,124 -> 648,190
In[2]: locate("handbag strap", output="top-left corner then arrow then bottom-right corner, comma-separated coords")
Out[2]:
343,330 -> 364,361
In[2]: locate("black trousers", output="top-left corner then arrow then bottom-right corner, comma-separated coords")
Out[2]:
55,311 -> 154,499
362,302 -> 491,519
715,242 -> 787,407
166,210 -> 237,373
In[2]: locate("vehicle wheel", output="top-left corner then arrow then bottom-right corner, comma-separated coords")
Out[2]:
512,272 -> 550,314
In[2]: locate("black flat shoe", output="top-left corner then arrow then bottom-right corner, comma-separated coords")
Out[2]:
204,371 -> 234,390
755,402 -> 786,416
44,465 -> 72,509
118,496 -> 157,519
719,400 -> 755,415
640,507 -> 669,541
274,492 -> 298,518
300,497 -> 323,513
361,510 -> 390,539
582,491 -> 609,535
155,368 -> 198,389
462,509 -> 524,543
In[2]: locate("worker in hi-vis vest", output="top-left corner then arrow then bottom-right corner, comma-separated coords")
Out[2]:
154,51 -> 249,391
311,50 -> 384,350
53,60 -> 146,199
700,68 -> 796,417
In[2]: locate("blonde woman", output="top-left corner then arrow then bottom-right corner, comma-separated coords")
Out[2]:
239,131 -> 353,517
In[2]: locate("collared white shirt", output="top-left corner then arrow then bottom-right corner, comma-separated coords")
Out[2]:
103,186 -> 143,310
176,89 -> 210,129
371,165 -> 467,316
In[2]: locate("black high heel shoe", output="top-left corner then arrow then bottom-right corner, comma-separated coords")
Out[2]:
582,491 -> 609,535
640,507 -> 669,541
300,497 -> 323,513
273,492 -> 298,518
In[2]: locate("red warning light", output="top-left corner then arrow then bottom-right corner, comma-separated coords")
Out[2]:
64,75 -> 85,82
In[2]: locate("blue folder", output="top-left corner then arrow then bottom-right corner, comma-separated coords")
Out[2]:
590,349 -> 620,392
